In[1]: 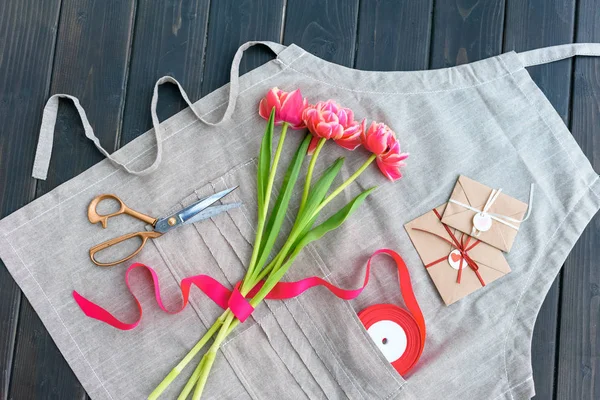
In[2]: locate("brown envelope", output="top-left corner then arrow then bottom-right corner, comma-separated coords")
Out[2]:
405,204 -> 511,306
441,175 -> 528,252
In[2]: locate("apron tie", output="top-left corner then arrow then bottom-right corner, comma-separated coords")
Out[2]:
33,42 -> 600,180
517,43 -> 600,67
32,41 -> 287,180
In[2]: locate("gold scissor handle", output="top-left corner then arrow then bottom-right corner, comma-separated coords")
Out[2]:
88,194 -> 157,228
89,231 -> 163,267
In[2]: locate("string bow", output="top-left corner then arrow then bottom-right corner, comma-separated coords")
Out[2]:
412,209 -> 485,286
449,184 -> 534,237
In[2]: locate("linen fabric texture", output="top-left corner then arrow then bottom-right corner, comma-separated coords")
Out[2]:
0,42 -> 599,400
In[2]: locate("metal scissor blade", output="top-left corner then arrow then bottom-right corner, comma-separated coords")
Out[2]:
183,202 -> 242,225
179,186 -> 238,223
153,187 -> 238,233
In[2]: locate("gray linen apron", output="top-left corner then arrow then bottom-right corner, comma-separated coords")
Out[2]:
1,41 -> 599,400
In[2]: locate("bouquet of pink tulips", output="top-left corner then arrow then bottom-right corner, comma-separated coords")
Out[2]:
149,88 -> 408,399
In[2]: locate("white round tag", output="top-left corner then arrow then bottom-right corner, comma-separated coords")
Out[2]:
366,320 -> 407,362
447,249 -> 465,270
473,212 -> 492,232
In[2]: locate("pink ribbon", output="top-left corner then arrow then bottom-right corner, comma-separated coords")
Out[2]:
73,249 -> 408,330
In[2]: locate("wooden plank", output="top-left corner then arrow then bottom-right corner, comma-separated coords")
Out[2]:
556,0 -> 600,398
282,0 -> 360,67
8,1 -> 136,398
355,0 -> 434,71
34,0 -> 135,193
531,281 -> 561,399
429,0 -> 505,68
120,0 -> 211,146
503,2 -> 577,398
0,1 -> 61,399
201,0 -> 286,96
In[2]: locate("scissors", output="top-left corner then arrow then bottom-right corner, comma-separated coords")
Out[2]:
87,187 -> 241,267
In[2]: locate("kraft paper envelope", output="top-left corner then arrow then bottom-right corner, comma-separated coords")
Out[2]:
441,175 -> 528,252
405,204 -> 511,305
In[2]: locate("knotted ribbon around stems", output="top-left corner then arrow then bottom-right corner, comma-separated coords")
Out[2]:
449,184 -> 534,237
73,249 -> 419,330
412,209 -> 485,286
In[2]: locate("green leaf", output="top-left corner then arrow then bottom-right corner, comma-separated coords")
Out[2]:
300,158 -> 344,220
267,187 -> 376,285
255,134 -> 311,269
257,108 -> 275,213
290,213 -> 318,251
290,157 -> 344,245
297,187 -> 375,251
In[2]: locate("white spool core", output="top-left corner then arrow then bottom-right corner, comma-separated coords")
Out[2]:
367,320 -> 407,362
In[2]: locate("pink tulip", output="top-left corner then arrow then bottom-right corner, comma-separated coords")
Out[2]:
302,100 -> 365,153
336,118 -> 366,151
259,88 -> 308,129
362,122 -> 407,180
363,122 -> 399,155
376,137 -> 409,181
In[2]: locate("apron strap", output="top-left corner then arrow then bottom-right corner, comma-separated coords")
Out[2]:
32,41 -> 287,180
517,43 -> 600,67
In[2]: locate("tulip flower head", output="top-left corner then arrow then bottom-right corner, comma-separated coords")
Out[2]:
362,122 -> 395,155
302,100 -> 365,153
363,122 -> 408,181
259,88 -> 308,129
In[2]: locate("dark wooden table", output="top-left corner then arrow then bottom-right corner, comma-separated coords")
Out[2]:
0,1 -> 598,399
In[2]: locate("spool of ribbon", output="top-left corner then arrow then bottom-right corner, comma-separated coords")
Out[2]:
357,250 -> 426,375
411,209 -> 484,286
73,249 -> 426,374
359,305 -> 423,376
449,184 -> 534,237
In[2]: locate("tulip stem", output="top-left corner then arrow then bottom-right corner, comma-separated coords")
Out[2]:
256,153 -> 376,285
299,137 -> 326,216
242,122 -> 288,292
192,313 -> 236,399
250,251 -> 280,287
177,357 -> 206,400
311,153 -> 376,219
148,310 -> 227,400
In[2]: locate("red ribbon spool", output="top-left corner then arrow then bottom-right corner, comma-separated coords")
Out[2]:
358,250 -> 426,376
359,304 -> 422,375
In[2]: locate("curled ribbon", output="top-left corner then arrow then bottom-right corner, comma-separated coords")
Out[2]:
412,209 -> 485,286
449,184 -> 534,236
73,249 -> 420,330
